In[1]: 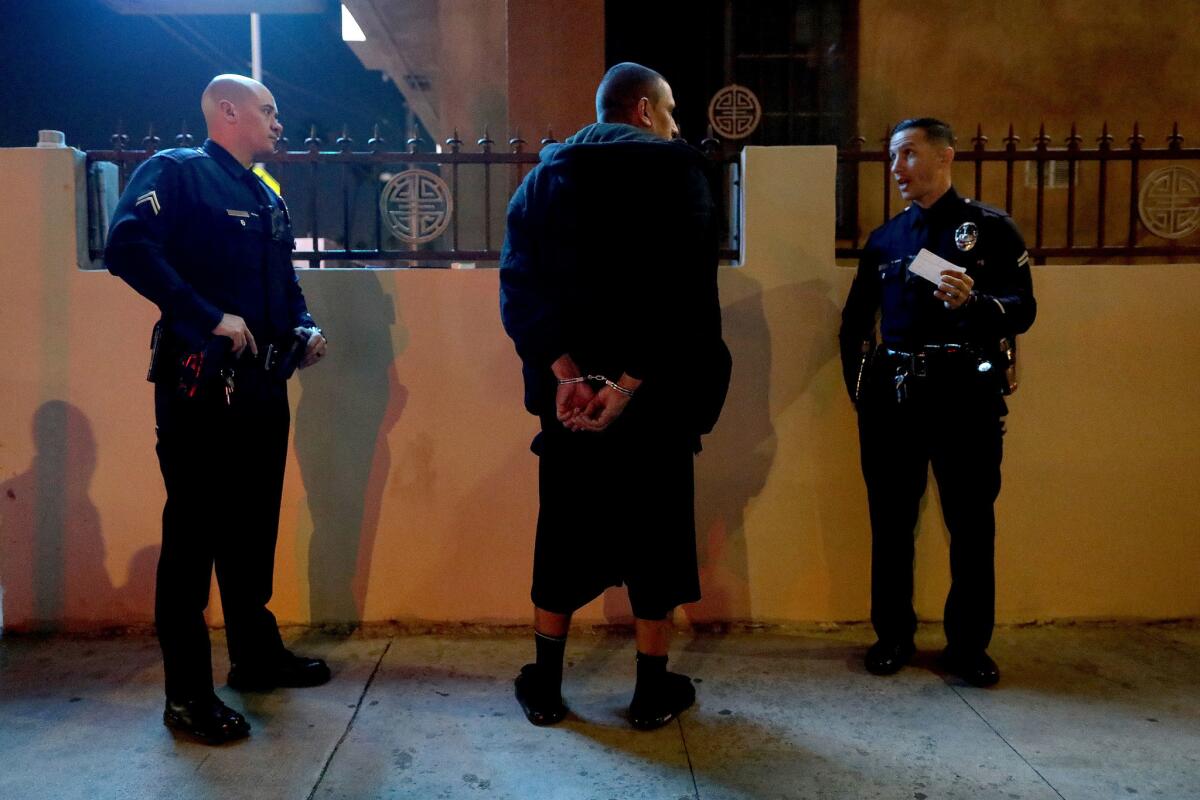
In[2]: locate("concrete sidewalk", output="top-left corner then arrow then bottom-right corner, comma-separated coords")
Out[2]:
0,623 -> 1196,800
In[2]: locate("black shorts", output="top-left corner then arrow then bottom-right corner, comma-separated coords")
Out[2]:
530,411 -> 699,620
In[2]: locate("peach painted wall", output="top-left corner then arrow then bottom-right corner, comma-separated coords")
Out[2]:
1,145 -> 1197,633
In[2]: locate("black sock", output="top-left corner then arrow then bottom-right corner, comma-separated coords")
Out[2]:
635,652 -> 668,694
534,631 -> 566,691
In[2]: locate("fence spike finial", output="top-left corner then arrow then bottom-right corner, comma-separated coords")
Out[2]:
176,119 -> 193,148
1167,121 -> 1183,150
1035,122 -> 1050,149
701,124 -> 720,153
1003,123 -> 1020,149
971,123 -> 988,149
305,124 -> 322,153
1097,120 -> 1113,148
369,123 -> 385,151
1066,122 -> 1082,149
478,126 -> 494,153
848,132 -> 865,151
540,126 -> 557,148
143,123 -> 160,153
509,128 -> 526,154
112,120 -> 129,152
446,128 -> 462,153
1129,121 -> 1145,149
337,124 -> 353,153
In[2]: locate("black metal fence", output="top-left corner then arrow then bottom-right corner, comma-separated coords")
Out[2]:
839,122 -> 1200,263
89,122 -> 1200,267
87,126 -> 743,267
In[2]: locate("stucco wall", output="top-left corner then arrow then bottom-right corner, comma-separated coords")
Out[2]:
1,145 -> 1197,632
506,0 -> 604,142
856,0 -> 1200,256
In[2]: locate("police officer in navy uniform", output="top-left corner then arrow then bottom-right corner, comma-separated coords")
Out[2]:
106,75 -> 331,743
840,118 -> 1036,687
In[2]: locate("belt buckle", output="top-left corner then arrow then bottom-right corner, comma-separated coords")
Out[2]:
913,351 -> 928,378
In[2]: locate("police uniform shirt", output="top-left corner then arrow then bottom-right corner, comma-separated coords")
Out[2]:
840,186 -> 1037,360
105,139 -> 314,351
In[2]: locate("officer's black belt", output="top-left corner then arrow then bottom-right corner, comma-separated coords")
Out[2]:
877,343 -> 980,378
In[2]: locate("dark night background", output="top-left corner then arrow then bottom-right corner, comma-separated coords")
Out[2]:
0,0 -> 410,151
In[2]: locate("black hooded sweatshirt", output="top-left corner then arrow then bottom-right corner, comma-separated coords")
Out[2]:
500,122 -> 731,445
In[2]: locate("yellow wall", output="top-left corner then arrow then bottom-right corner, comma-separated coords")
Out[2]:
1,146 -> 1197,632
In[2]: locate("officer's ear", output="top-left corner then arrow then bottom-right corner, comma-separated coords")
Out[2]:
940,146 -> 956,167
217,98 -> 239,124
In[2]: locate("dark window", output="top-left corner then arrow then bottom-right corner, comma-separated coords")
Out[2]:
605,0 -> 858,233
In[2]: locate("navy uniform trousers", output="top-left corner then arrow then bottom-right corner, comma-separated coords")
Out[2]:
857,354 -> 1004,653
154,368 -> 290,700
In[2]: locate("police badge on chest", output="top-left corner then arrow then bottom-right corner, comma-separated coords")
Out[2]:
955,221 -> 978,252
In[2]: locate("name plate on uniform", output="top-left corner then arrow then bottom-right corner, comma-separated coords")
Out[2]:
908,248 -> 965,285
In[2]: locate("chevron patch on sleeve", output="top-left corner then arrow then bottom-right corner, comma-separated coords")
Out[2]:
136,190 -> 161,215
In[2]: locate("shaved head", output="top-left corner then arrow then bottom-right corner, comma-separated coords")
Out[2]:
201,74 -> 282,166
201,74 -> 263,124
594,62 -> 679,140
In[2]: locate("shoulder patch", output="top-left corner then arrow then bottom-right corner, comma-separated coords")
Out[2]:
135,189 -> 161,215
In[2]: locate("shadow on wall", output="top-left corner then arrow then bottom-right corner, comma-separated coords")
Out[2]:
294,273 -> 407,627
598,272 -> 841,625
687,272 -> 842,624
0,401 -> 156,631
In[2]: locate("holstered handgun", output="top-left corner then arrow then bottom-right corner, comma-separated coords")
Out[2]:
146,320 -> 232,397
976,336 -> 1018,395
998,337 -> 1018,395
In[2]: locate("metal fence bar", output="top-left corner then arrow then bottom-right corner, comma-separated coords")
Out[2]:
307,129 -> 322,268
1127,123 -> 1144,249
972,124 -> 985,200
1035,124 -> 1048,254
338,128 -> 352,255
370,126 -> 384,254
478,129 -> 494,252
1066,124 -> 1080,249
1097,123 -> 1111,247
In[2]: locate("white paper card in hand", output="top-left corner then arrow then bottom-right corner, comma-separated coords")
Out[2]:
908,248 -> 965,285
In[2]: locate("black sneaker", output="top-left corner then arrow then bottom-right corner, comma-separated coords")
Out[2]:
227,650 -> 332,691
628,671 -> 695,731
513,663 -> 567,726
163,694 -> 251,744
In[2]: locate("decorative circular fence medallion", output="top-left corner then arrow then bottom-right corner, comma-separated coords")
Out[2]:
1138,165 -> 1200,240
379,168 -> 454,244
708,84 -> 762,140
